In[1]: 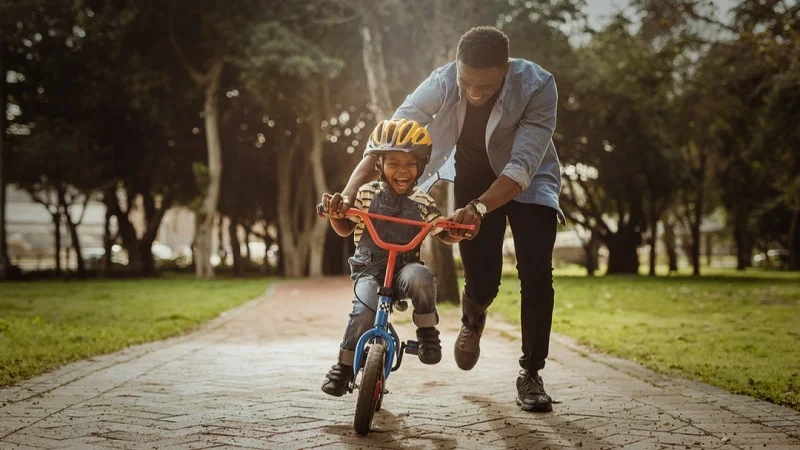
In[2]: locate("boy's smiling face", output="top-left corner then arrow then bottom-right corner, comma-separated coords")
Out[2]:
381,151 -> 419,195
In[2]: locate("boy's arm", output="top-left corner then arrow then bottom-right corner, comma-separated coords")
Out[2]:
436,233 -> 462,244
324,187 -> 366,237
329,218 -> 356,237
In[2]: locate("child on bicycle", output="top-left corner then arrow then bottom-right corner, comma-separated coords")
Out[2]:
319,119 -> 464,397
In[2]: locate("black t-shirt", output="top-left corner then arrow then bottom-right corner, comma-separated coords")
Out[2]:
454,89 -> 501,203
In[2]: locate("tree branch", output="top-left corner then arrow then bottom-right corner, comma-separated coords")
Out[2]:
26,188 -> 58,215
168,0 -> 207,85
308,14 -> 359,27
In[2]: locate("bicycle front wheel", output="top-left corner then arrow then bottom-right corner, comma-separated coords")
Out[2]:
354,343 -> 385,435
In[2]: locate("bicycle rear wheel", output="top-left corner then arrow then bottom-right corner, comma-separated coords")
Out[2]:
354,343 -> 385,435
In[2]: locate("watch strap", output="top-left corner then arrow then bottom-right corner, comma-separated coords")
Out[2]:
467,199 -> 487,220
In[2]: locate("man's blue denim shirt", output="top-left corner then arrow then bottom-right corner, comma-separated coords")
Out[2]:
386,58 -> 564,224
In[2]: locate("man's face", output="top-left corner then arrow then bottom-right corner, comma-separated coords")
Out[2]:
457,60 -> 509,107
381,152 -> 419,195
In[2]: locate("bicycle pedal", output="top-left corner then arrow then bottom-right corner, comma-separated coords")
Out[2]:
404,340 -> 419,355
394,300 -> 408,312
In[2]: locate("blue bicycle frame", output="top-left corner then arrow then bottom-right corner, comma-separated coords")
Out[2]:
316,204 -> 473,388
352,292 -> 396,382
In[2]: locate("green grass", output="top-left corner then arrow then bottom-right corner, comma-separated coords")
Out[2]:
490,269 -> 800,410
0,276 -> 272,387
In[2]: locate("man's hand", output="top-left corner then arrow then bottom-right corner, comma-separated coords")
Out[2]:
447,205 -> 482,240
320,192 -> 352,219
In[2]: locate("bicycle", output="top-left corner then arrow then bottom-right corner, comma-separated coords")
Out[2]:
317,204 -> 475,435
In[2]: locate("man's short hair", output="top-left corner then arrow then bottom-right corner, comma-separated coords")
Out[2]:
457,26 -> 509,69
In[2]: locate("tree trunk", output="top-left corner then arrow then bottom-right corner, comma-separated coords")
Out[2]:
229,218 -> 243,276
358,20 -> 393,120
53,211 -> 62,273
705,232 -> 713,268
59,192 -> 86,278
138,240 -> 156,276
101,205 -> 113,275
194,59 -> 224,279
648,222 -> 658,277
663,218 -> 678,273
605,229 -> 640,275
789,209 -> 799,271
307,81 -> 332,277
690,213 -> 702,277
733,212 -> 752,271
244,228 -> 251,265
217,214 -> 227,266
276,134 -> 309,278
583,230 -> 599,277
0,40 -> 8,280
104,189 -> 169,277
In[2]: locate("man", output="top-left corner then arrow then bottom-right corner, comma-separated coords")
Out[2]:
324,26 -> 563,412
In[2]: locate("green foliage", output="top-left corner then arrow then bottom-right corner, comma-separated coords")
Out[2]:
0,277 -> 272,386
491,270 -> 800,410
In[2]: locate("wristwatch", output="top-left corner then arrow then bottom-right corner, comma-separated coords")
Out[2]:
467,199 -> 488,220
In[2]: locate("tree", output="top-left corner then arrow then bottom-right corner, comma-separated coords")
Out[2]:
558,18 -> 681,274
0,39 -> 8,279
641,0 -> 800,271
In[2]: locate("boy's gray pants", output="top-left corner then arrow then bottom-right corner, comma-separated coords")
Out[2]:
338,262 -> 438,365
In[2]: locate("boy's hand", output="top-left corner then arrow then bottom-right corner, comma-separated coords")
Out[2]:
321,192 -> 351,219
447,205 -> 482,240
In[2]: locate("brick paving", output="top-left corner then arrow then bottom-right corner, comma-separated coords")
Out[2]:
1,277 -> 799,450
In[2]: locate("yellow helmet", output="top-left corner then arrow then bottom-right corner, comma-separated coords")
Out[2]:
365,119 -> 433,176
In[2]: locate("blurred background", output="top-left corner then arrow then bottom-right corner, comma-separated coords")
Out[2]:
0,0 -> 798,286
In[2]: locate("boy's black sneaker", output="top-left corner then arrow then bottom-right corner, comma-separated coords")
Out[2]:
516,369 -> 553,412
321,363 -> 353,397
416,327 -> 442,365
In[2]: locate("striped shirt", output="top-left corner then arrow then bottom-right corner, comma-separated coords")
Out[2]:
350,182 -> 443,247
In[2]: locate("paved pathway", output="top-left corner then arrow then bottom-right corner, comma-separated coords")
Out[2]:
1,278 -> 799,450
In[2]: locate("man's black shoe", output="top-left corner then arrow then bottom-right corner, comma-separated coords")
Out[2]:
516,369 -> 553,412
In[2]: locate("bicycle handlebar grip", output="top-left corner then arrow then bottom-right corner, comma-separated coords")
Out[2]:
316,203 -> 325,217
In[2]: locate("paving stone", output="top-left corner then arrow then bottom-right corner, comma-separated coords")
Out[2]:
1,278 -> 798,449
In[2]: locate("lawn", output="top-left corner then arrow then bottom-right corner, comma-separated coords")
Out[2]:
0,276 -> 272,387
490,268 -> 800,410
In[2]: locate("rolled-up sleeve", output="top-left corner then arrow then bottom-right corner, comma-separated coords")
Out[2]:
500,76 -> 558,190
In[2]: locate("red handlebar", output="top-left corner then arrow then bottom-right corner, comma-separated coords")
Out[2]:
317,204 -> 475,253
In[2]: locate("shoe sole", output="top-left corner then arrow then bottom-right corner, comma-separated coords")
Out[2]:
516,396 -> 553,412
454,349 -> 480,371
418,354 -> 442,365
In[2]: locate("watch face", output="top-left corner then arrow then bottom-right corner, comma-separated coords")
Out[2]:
472,201 -> 487,216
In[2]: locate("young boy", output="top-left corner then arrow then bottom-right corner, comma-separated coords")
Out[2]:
319,119 -> 463,397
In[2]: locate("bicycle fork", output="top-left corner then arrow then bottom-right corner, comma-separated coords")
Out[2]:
353,290 -> 396,382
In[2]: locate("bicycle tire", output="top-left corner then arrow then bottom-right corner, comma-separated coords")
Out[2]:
354,343 -> 384,435
375,379 -> 385,412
